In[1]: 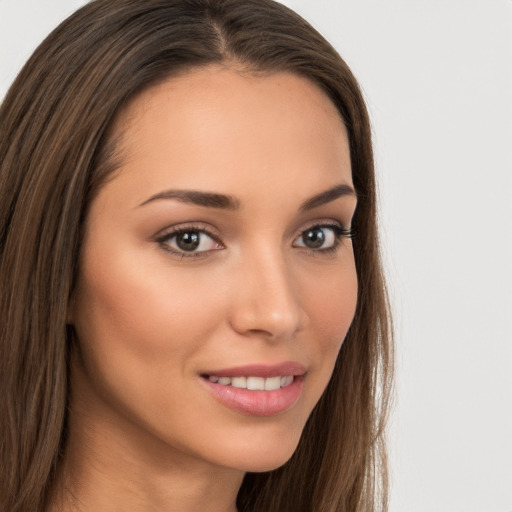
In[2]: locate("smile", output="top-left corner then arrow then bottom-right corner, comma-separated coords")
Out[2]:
200,363 -> 306,416
205,375 -> 294,390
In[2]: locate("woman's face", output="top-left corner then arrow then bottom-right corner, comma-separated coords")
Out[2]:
69,67 -> 358,473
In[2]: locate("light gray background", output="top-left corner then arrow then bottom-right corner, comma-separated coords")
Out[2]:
1,1 -> 511,511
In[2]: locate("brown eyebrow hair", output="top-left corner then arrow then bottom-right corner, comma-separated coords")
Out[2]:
299,183 -> 356,211
138,189 -> 240,209
138,183 -> 356,211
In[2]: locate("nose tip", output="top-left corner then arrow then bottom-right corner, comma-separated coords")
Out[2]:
228,255 -> 306,341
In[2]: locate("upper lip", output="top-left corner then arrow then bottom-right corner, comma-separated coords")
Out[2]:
201,362 -> 307,378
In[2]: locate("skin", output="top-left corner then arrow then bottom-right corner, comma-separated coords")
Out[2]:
58,66 -> 358,512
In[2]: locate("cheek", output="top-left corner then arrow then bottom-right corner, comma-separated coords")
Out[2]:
69,250 -> 229,432
73,248 -> 221,358
69,245 -> 231,423
301,255 -> 358,371
310,262 -> 357,336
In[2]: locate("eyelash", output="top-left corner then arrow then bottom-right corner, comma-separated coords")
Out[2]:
155,222 -> 354,259
155,223 -> 222,259
296,223 -> 354,256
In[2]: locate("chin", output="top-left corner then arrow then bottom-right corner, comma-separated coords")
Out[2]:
208,419 -> 306,474
239,445 -> 299,473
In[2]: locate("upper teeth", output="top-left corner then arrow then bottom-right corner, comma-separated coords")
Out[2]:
207,375 -> 294,390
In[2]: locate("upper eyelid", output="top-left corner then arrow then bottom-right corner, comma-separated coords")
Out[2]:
293,223 -> 349,243
293,219 -> 347,237
154,222 -> 220,241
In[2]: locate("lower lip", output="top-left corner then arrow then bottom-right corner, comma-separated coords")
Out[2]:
201,376 -> 304,416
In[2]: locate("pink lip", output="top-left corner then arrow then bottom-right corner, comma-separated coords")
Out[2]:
201,362 -> 307,378
199,362 -> 307,417
201,375 -> 304,417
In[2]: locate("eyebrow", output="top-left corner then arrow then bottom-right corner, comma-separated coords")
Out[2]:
139,190 -> 240,209
138,183 -> 356,210
299,183 -> 357,211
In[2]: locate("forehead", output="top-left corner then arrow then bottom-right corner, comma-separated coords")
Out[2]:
116,65 -> 344,131
101,66 -> 352,207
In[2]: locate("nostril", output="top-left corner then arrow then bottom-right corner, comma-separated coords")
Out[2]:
229,304 -> 305,341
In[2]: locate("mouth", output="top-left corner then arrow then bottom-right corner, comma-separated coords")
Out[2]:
199,362 -> 306,416
202,375 -> 294,390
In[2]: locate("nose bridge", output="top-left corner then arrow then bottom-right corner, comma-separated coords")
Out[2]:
230,242 -> 305,340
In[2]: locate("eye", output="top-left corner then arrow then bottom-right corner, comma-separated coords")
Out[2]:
293,224 -> 352,251
157,227 -> 223,256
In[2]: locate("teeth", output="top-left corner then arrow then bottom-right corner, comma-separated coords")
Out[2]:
280,375 -> 293,387
207,375 -> 295,390
247,376 -> 265,390
231,377 -> 246,388
264,376 -> 281,391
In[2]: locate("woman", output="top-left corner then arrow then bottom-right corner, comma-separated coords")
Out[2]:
0,0 -> 393,511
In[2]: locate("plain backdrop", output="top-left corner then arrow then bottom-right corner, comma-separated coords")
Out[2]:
1,1 -> 511,511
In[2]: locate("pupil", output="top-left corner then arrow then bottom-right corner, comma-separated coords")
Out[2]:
176,231 -> 200,251
304,228 -> 324,248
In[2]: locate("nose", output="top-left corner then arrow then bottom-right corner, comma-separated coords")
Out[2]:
228,247 -> 307,341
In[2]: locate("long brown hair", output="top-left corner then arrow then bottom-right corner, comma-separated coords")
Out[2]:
0,1 -> 393,510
